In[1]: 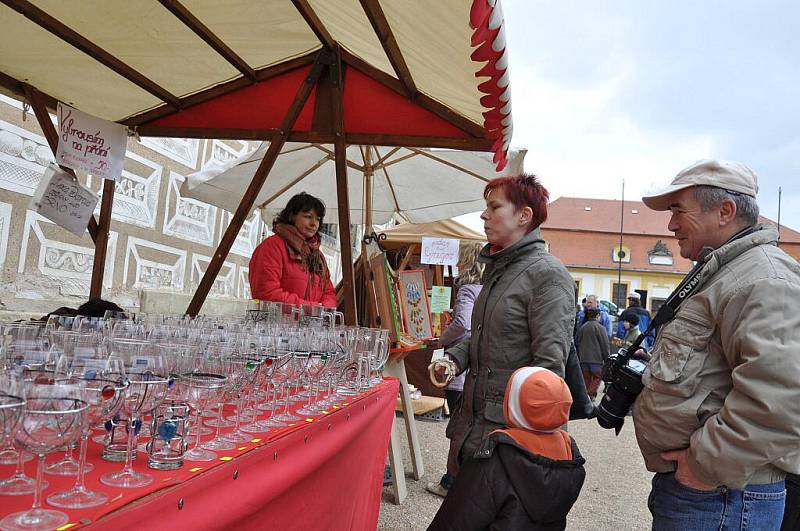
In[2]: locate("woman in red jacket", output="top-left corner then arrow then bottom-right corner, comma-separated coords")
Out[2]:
248,193 -> 337,307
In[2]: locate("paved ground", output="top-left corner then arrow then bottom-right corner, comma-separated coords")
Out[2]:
377,413 -> 652,530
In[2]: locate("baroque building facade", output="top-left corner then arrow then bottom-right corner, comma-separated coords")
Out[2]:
541,196 -> 800,315
0,95 -> 342,318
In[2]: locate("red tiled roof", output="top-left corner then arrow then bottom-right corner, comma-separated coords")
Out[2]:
542,229 -> 694,273
541,197 -> 800,271
543,197 -> 800,243
543,197 -> 672,236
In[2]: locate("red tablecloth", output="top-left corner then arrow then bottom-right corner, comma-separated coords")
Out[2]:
0,379 -> 399,530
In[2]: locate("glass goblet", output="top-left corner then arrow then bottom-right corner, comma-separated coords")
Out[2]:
181,372 -> 227,461
0,381 -> 87,531
0,379 -> 26,492
46,376 -> 127,509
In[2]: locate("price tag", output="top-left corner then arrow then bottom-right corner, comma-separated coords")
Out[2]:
30,165 -> 99,236
421,237 -> 460,266
56,103 -> 127,181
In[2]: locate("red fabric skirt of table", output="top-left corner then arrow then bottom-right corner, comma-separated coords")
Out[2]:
0,378 -> 399,530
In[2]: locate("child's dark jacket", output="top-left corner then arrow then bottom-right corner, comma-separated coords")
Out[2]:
428,432 -> 586,531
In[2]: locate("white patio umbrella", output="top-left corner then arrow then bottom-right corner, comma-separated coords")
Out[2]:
182,142 -> 526,226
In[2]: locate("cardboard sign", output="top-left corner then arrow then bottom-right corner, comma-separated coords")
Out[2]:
421,237 -> 459,266
56,103 -> 127,180
429,286 -> 452,314
30,165 -> 99,236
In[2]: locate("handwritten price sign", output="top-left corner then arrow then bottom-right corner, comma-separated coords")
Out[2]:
421,237 -> 460,266
30,165 -> 99,236
56,103 -> 127,181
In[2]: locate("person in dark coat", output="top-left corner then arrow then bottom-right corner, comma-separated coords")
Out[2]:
576,308 -> 610,400
435,174 -> 576,475
428,366 -> 586,531
615,292 -> 652,347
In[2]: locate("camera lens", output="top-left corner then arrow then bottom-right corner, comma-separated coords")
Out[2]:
596,383 -> 633,432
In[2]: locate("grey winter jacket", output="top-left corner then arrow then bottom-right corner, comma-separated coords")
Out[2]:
445,228 -> 576,461
440,283 -> 482,392
576,320 -> 610,365
633,226 -> 800,488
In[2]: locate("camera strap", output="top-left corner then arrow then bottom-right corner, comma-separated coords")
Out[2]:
628,225 -> 759,353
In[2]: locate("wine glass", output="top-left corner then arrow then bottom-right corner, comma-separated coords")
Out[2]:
45,332 -> 97,477
46,358 -> 128,508
181,366 -> 227,461
201,347 -> 239,452
0,379 -> 87,531
0,350 -> 55,496
0,370 -> 27,494
99,339 -> 169,489
221,356 -> 261,443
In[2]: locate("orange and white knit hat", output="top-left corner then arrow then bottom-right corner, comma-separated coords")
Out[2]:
503,366 -> 572,433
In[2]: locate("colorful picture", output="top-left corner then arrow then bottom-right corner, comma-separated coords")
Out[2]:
369,253 -> 402,342
398,270 -> 434,339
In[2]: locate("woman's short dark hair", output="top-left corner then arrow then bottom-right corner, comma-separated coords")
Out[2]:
274,193 -> 326,226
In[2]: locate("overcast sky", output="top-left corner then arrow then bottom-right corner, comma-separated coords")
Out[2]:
460,1 -> 798,232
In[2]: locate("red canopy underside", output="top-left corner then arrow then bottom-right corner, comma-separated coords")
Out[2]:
148,65 -> 472,139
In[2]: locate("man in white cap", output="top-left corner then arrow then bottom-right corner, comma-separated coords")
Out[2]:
632,160 -> 800,529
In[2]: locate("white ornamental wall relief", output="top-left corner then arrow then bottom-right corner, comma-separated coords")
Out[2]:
163,171 -> 217,246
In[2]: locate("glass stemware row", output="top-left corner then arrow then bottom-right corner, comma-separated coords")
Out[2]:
0,311 -> 389,529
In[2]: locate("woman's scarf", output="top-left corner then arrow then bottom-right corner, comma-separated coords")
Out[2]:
272,222 -> 330,299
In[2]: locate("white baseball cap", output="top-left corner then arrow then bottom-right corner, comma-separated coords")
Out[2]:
642,159 -> 758,211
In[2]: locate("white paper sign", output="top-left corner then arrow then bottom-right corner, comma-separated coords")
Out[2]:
421,237 -> 460,266
30,165 -> 99,236
56,103 -> 127,180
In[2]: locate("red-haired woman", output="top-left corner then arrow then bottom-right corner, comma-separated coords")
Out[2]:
437,174 -> 578,475
248,192 -> 337,307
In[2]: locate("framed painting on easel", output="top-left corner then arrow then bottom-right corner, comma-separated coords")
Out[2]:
397,269 -> 434,340
369,253 -> 402,342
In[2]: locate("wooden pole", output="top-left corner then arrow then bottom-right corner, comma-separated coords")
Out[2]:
21,84 -> 99,242
330,48 -> 358,325
360,150 -> 378,327
185,50 -> 330,317
90,179 -> 115,298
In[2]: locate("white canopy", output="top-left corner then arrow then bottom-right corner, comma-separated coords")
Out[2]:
182,142 -> 526,225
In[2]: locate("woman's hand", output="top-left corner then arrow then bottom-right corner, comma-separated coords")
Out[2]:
428,358 -> 457,388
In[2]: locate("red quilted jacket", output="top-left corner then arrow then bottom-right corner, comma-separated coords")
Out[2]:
248,234 -> 337,307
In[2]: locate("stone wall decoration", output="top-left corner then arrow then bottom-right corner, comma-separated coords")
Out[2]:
238,266 -> 251,300
91,151 -> 162,228
0,201 -> 11,268
0,120 -> 55,196
18,211 -> 117,297
190,253 -> 236,298
123,237 -> 186,291
222,210 -> 262,258
140,137 -> 200,170
204,140 -> 250,169
163,171 -> 217,246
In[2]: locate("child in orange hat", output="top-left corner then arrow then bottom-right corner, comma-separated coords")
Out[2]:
428,367 -> 586,531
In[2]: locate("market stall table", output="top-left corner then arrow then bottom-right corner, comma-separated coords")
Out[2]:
0,379 -> 398,531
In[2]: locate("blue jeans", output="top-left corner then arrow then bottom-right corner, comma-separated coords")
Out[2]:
649,472 -> 786,531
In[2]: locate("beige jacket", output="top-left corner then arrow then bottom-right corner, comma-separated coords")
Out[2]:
633,226 -> 800,488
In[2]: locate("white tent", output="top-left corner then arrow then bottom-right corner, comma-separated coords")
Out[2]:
183,142 -> 525,225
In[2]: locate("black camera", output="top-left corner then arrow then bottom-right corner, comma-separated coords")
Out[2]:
596,348 -> 647,434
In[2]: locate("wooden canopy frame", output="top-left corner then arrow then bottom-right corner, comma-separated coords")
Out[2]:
0,0 -> 510,324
